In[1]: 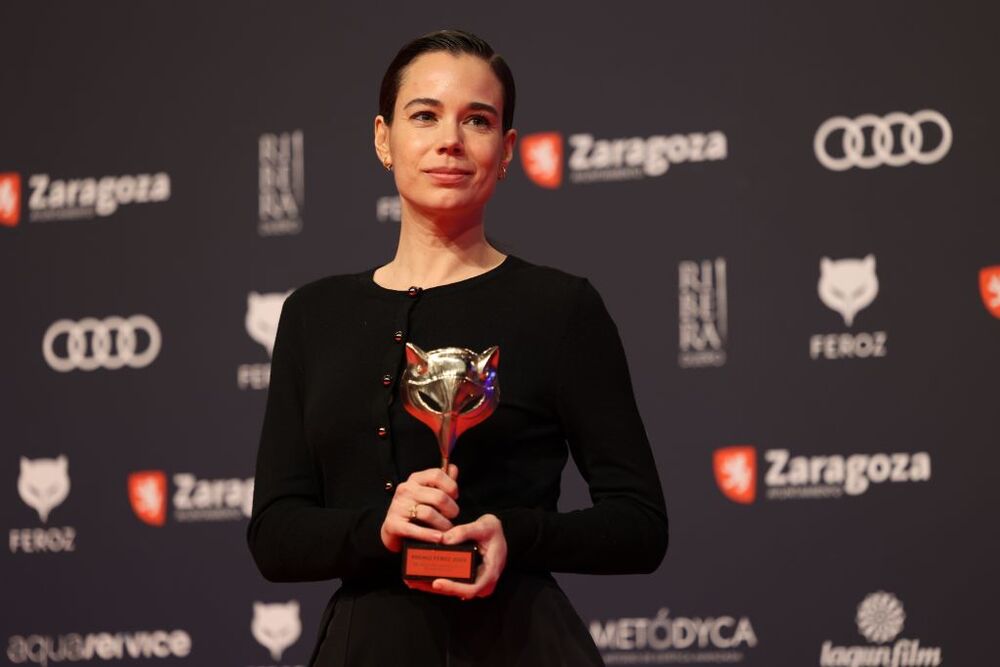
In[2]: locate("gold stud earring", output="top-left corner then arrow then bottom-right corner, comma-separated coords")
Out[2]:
383,156 -> 392,171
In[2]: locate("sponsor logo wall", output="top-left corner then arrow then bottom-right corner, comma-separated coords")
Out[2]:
0,172 -> 170,225
42,316 -> 162,373
519,129 -> 727,187
128,471 -> 253,526
810,255 -> 888,361
813,110 -> 952,171
591,607 -> 758,664
4,4 -> 996,665
258,131 -> 304,237
6,630 -> 192,666
819,592 -> 942,667
238,291 -> 291,390
11,456 -> 76,554
714,446 -> 932,503
678,258 -> 727,368
0,173 -> 22,226
250,601 -> 302,665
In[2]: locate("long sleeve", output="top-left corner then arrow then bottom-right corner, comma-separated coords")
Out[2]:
246,293 -> 395,582
495,278 -> 669,574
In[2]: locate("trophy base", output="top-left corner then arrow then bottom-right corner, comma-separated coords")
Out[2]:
401,539 -> 479,583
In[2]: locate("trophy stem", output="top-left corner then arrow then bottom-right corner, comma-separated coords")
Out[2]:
437,411 -> 458,472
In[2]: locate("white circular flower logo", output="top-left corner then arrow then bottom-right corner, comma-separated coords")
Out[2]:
856,591 -> 905,644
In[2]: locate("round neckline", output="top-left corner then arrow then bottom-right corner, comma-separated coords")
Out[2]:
358,254 -> 520,298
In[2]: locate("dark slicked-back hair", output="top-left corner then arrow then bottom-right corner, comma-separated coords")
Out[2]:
378,29 -> 516,134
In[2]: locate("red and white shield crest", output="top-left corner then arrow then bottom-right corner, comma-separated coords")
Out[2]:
128,470 -> 167,526
0,173 -> 21,227
519,132 -> 563,189
980,266 -> 1000,319
714,446 -> 757,504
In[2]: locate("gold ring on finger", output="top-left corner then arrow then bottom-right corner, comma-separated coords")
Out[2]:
409,503 -> 420,521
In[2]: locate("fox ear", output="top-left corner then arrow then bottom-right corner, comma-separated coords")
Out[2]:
405,342 -> 428,367
863,254 -> 876,269
820,257 -> 833,274
477,346 -> 500,377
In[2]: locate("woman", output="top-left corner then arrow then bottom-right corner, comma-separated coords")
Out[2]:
247,29 -> 668,666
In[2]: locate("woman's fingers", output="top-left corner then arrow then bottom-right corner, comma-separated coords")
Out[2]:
409,486 -> 460,520
388,514 -> 444,544
424,514 -> 506,600
407,467 -> 459,499
381,465 -> 462,553
440,515 -> 490,545
391,483 -> 459,524
397,498 -> 453,532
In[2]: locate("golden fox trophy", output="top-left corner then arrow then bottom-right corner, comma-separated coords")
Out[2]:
399,342 -> 500,583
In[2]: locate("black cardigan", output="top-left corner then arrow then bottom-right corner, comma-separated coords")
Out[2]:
247,253 -> 668,664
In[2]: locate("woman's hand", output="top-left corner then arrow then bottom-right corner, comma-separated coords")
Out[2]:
380,464 -> 460,553
405,513 -> 508,600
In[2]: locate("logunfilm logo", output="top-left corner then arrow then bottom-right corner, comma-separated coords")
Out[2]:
679,258 -> 727,368
10,456 -> 76,554
820,591 -> 942,666
128,470 -> 253,525
980,266 -> 1000,319
238,290 -> 291,390
810,255 -> 888,361
714,446 -> 931,503
6,629 -> 191,666
520,128 -> 727,188
251,600 -> 303,666
258,130 -> 304,236
591,607 -> 757,664
0,172 -> 21,226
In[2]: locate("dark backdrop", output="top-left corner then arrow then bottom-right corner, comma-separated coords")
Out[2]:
2,2 -> 997,665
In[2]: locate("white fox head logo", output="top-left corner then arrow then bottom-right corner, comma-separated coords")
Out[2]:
245,291 -> 291,357
18,455 -> 70,523
251,600 -> 301,661
818,255 -> 879,326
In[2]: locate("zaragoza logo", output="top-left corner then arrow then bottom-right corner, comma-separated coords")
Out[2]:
520,132 -> 563,188
128,471 -> 168,527
714,446 -> 756,504
520,128 -> 727,187
980,266 -> 1000,319
0,173 -> 21,227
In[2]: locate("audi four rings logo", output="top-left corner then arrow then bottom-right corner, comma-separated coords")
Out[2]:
814,109 -> 952,171
42,315 -> 162,372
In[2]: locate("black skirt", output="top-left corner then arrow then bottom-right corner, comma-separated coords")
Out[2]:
310,571 -> 605,666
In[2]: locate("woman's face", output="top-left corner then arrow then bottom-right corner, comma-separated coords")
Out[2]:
375,51 -> 516,219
